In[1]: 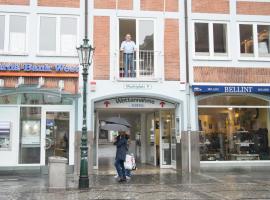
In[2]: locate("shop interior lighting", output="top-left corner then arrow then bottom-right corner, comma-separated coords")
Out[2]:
0,79 -> 4,87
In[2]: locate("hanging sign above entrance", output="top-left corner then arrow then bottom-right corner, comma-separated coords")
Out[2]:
192,85 -> 270,94
95,97 -> 176,109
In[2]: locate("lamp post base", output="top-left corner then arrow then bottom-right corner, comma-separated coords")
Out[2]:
79,176 -> 89,189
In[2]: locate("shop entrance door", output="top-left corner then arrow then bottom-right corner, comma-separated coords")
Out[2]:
44,111 -> 70,164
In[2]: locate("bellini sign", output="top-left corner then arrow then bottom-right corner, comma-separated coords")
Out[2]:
192,85 -> 270,94
0,63 -> 79,73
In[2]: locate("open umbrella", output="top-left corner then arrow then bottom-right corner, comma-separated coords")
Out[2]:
100,123 -> 130,132
103,117 -> 131,127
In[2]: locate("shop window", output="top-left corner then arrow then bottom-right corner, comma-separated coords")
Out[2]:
258,25 -> 270,57
0,16 -> 4,51
198,95 -> 270,161
0,14 -> 27,54
119,19 -> 155,78
195,23 -> 209,55
9,15 -> 27,53
240,24 -> 254,55
213,23 -> 227,54
39,15 -> 78,56
19,107 -> 41,164
0,122 -> 11,150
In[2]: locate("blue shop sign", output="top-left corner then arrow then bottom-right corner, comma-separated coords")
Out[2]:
192,85 -> 270,94
0,63 -> 79,73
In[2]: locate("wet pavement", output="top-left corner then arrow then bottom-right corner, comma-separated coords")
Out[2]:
0,169 -> 270,200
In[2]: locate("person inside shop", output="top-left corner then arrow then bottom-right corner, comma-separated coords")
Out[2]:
120,33 -> 137,77
114,131 -> 128,182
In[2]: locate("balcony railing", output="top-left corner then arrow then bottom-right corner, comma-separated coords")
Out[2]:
119,50 -> 155,78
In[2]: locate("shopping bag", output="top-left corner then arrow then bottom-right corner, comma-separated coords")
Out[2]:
124,153 -> 136,170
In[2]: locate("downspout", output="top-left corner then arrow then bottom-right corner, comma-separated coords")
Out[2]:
184,0 -> 192,173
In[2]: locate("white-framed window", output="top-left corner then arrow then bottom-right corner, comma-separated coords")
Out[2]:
117,18 -> 156,79
239,23 -> 270,59
38,15 -> 78,56
193,21 -> 229,59
0,13 -> 28,55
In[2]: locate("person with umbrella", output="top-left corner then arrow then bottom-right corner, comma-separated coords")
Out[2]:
114,131 -> 128,182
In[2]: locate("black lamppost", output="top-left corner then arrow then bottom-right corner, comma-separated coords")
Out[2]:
77,0 -> 94,189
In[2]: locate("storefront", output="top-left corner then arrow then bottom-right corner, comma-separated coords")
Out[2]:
193,85 -> 270,167
0,62 -> 79,168
93,96 -> 181,169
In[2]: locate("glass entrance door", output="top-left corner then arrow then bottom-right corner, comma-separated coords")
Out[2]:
45,112 -> 70,164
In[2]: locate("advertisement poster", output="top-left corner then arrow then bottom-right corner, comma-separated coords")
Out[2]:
21,120 -> 40,146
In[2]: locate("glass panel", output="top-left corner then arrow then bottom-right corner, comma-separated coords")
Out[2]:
195,23 -> 209,54
199,107 -> 270,161
171,112 -> 176,162
9,15 -> 26,52
198,95 -> 268,106
60,17 -> 77,55
0,16 -> 4,50
146,113 -> 155,165
161,111 -> 172,165
258,25 -> 270,57
119,19 -> 136,78
19,107 -> 41,164
39,16 -> 56,52
0,95 -> 17,104
20,93 -> 73,105
213,23 -> 227,54
139,20 -> 154,77
46,112 -> 69,164
240,24 -> 254,55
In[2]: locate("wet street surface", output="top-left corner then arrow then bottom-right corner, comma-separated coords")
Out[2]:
0,169 -> 270,199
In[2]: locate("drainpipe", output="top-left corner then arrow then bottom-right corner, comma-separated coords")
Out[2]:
184,0 -> 192,173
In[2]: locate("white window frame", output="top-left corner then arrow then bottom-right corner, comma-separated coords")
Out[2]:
37,14 -> 79,57
0,13 -> 28,56
192,21 -> 230,60
238,22 -> 270,61
116,17 -> 158,81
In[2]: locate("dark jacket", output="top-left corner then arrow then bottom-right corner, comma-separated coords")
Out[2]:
114,135 -> 128,161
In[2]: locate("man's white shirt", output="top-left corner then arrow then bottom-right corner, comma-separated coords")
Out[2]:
120,40 -> 136,53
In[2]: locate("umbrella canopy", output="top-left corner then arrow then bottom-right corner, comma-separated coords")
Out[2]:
100,123 -> 130,132
103,117 -> 131,127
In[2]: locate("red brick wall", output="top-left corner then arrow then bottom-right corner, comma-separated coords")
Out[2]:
192,0 -> 230,14
93,16 -> 110,80
118,0 -> 133,10
194,67 -> 270,83
38,0 -> 80,8
141,0 -> 164,11
94,0 -> 116,9
237,1 -> 270,15
0,0 -> 29,5
164,19 -> 180,81
165,0 -> 178,12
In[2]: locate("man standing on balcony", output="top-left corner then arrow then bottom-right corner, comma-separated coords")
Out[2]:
120,34 -> 137,77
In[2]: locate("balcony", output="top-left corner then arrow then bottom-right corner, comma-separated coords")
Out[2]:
118,50 -> 155,79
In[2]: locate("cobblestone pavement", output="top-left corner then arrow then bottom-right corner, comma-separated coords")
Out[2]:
0,169 -> 270,200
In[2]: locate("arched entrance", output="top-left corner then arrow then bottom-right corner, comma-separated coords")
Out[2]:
92,95 -> 181,173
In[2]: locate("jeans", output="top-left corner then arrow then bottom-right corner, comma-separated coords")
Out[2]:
123,53 -> 135,77
125,169 -> 131,177
114,159 -> 126,179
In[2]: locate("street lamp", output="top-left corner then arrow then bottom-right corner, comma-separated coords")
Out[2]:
77,37 -> 94,189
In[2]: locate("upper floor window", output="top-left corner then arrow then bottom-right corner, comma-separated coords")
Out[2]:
0,14 -> 27,54
39,15 -> 78,56
239,23 -> 270,58
194,22 -> 228,57
118,19 -> 155,79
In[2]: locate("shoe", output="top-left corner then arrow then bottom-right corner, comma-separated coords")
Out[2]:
114,175 -> 119,178
126,176 -> 131,180
118,177 -> 127,182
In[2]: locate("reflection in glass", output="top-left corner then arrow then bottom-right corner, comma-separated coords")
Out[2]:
258,25 -> 270,56
39,17 -> 56,52
19,107 -> 41,164
195,23 -> 209,54
240,24 -> 254,55
0,16 -> 5,50
213,23 -> 227,54
9,15 -> 26,52
45,112 -> 69,164
0,95 -> 17,104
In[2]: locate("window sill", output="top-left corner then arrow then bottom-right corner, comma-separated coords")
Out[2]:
193,56 -> 232,61
36,53 -> 77,58
238,57 -> 270,62
0,52 -> 28,56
